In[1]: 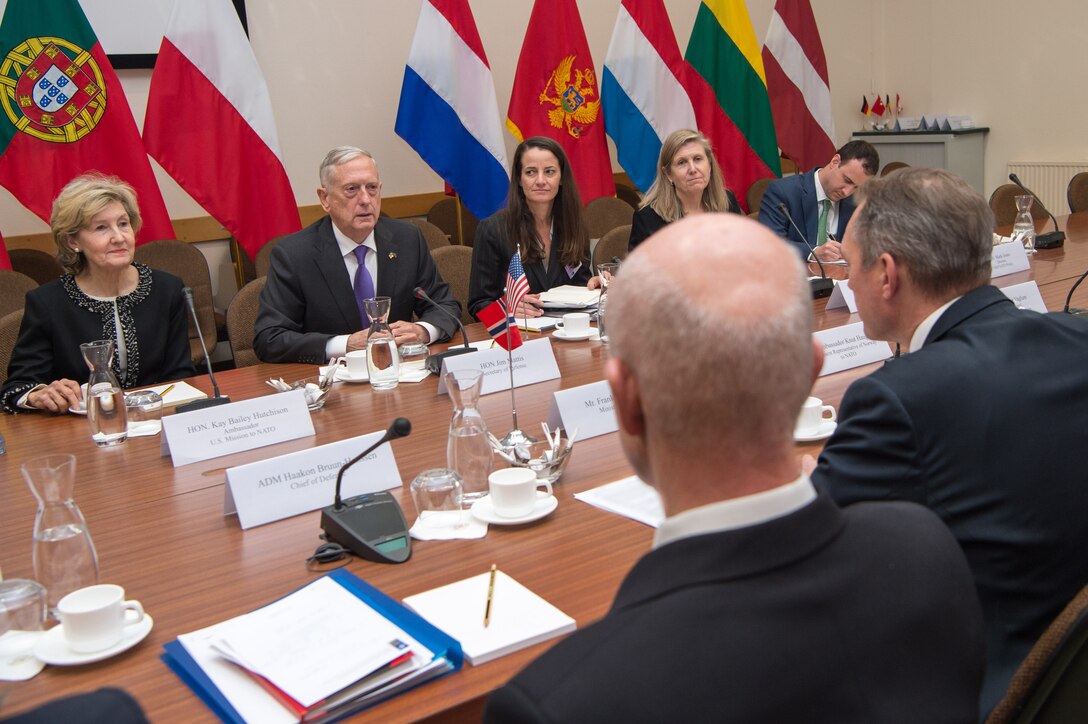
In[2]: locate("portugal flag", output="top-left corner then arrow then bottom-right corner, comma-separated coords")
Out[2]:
0,0 -> 174,242
507,0 -> 615,202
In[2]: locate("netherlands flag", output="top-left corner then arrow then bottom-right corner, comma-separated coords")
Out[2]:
396,0 -> 509,222
143,0 -> 300,260
602,0 -> 697,193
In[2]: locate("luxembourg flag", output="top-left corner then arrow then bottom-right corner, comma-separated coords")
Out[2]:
396,0 -> 509,222
143,0 -> 300,261
602,0 -> 697,193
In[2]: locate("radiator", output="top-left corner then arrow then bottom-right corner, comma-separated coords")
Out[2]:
1006,162 -> 1088,215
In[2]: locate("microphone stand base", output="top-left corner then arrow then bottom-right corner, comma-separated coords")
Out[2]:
320,491 -> 411,564
1036,231 -> 1065,249
810,277 -> 835,299
175,396 -> 232,414
425,347 -> 478,375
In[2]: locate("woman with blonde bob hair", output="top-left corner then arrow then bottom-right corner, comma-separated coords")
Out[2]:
2,173 -> 194,413
628,129 -> 741,251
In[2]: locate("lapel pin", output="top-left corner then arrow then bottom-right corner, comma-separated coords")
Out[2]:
388,252 -> 397,260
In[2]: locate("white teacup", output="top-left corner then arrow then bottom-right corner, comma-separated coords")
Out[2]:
488,467 -> 553,518
555,312 -> 591,336
796,396 -> 836,436
345,349 -> 368,377
56,584 -> 144,653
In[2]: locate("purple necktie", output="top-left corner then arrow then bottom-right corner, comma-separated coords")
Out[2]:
353,245 -> 375,327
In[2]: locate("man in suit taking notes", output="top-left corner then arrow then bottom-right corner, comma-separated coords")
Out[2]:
759,139 -> 879,262
485,214 -> 984,723
808,167 -> 1088,717
254,146 -> 459,364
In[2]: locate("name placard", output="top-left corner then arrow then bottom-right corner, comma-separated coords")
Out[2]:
815,322 -> 893,376
161,389 -> 314,467
437,338 -> 560,395
992,241 -> 1031,278
824,279 -> 858,313
999,280 -> 1048,313
224,430 -> 402,529
547,379 -> 617,441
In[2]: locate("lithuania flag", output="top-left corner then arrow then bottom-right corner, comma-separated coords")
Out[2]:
686,0 -> 781,180
0,0 -> 173,241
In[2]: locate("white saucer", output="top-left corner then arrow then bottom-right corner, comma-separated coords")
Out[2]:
552,328 -> 600,342
794,419 -> 837,443
335,367 -> 370,383
68,404 -> 87,416
471,493 -> 558,525
34,614 -> 153,666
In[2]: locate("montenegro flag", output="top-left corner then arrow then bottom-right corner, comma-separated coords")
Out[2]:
506,0 -> 615,202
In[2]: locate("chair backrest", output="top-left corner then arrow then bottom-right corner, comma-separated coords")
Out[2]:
987,582 -> 1088,723
226,277 -> 266,368
0,309 -> 24,386
133,239 -> 217,366
0,269 -> 38,317
880,161 -> 910,177
9,248 -> 64,285
990,184 -> 1049,228
747,177 -> 774,214
591,224 -> 631,270
406,218 -> 451,250
429,245 -> 474,324
583,196 -> 635,241
1068,172 -> 1088,214
427,197 -> 479,246
614,183 -> 641,211
254,235 -> 289,278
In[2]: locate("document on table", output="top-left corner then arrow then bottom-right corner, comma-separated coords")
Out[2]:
539,285 -> 599,309
575,476 -> 665,528
137,380 -> 207,407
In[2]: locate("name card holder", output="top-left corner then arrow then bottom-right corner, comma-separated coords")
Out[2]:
991,241 -> 1031,278
999,280 -> 1048,313
437,338 -> 560,395
825,279 -> 858,313
815,322 -> 893,376
224,430 -> 402,529
547,380 -> 617,441
161,389 -> 314,467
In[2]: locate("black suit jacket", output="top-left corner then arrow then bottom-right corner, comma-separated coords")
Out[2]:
812,285 -> 1088,717
467,212 -> 591,319
627,190 -> 741,252
485,492 -> 984,723
758,168 -> 856,259
253,216 -> 459,364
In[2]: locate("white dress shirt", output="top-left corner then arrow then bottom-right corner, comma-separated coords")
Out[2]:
908,296 -> 961,353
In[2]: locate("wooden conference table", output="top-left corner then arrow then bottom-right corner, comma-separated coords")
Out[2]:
1,215 -> 1087,722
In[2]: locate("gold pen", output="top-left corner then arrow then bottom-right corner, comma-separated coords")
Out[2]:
484,564 -> 497,627
159,383 -> 176,398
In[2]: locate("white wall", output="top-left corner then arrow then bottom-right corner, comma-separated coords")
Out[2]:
2,0 -> 1087,237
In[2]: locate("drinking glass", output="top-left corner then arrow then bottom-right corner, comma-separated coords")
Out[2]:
0,579 -> 47,698
125,389 -> 163,435
595,261 -> 620,344
410,468 -> 464,529
363,296 -> 400,390
80,340 -> 127,447
21,454 -> 100,616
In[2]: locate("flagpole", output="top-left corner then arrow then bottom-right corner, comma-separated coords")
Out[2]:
499,243 -> 535,449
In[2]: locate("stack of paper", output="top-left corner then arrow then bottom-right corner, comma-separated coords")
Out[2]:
162,571 -> 461,723
538,285 -> 599,309
404,570 -> 575,666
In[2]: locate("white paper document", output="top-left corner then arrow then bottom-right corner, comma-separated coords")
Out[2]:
538,285 -> 599,309
404,571 -> 575,666
574,476 -> 665,528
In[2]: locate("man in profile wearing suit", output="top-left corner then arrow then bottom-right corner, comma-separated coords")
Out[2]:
809,167 -> 1088,717
254,146 -> 459,364
758,139 -> 879,262
485,214 -> 984,722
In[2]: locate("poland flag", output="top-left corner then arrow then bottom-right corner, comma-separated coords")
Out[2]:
143,0 -> 300,261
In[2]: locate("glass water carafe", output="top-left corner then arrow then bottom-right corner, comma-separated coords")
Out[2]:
445,370 -> 493,502
21,454 -> 99,616
1012,195 -> 1037,254
80,339 -> 127,446
363,296 -> 400,390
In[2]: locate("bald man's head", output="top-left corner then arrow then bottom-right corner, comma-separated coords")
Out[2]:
607,214 -> 814,456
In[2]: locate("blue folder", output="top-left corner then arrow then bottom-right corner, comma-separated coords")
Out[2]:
161,568 -> 463,723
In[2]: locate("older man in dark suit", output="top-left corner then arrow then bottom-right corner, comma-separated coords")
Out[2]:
758,140 -> 878,262
254,146 -> 459,364
485,214 -> 984,723
810,167 -> 1088,717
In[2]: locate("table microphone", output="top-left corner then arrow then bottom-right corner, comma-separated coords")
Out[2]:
1063,267 -> 1088,316
320,417 -> 413,564
176,287 -> 231,413
778,203 -> 835,298
414,286 -> 477,374
1009,173 -> 1066,248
